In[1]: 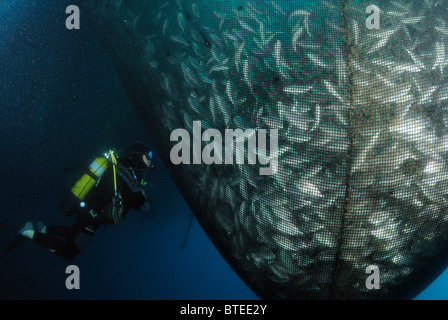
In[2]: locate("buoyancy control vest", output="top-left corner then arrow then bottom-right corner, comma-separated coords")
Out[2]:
59,151 -> 143,225
100,166 -> 143,225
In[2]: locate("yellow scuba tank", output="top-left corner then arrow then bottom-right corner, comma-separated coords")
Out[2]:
59,155 -> 110,217
71,157 -> 109,200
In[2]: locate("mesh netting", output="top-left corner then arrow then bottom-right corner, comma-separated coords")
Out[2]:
82,0 -> 448,299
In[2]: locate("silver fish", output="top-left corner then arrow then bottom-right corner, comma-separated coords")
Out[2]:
170,34 -> 189,46
192,3 -> 199,18
162,19 -> 169,37
177,12 -> 186,32
283,85 -> 312,95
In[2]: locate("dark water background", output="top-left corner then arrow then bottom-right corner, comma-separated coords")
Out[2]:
0,0 -> 256,299
0,0 -> 446,300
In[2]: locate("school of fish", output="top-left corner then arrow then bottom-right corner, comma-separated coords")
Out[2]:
81,0 -> 448,299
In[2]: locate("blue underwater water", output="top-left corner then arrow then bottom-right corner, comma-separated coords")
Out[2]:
0,0 -> 256,300
0,0 -> 447,300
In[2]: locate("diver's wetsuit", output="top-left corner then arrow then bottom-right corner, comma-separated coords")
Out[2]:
33,160 -> 148,260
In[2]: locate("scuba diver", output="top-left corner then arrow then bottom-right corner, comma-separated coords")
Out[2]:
15,141 -> 157,260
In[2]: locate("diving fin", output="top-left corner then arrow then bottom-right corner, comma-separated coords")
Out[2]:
6,236 -> 30,253
0,222 -> 31,253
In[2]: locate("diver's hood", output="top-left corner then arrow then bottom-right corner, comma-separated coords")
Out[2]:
119,153 -> 148,170
119,141 -> 153,170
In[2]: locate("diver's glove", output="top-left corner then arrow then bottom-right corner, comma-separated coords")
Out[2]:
139,189 -> 150,211
141,201 -> 150,211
